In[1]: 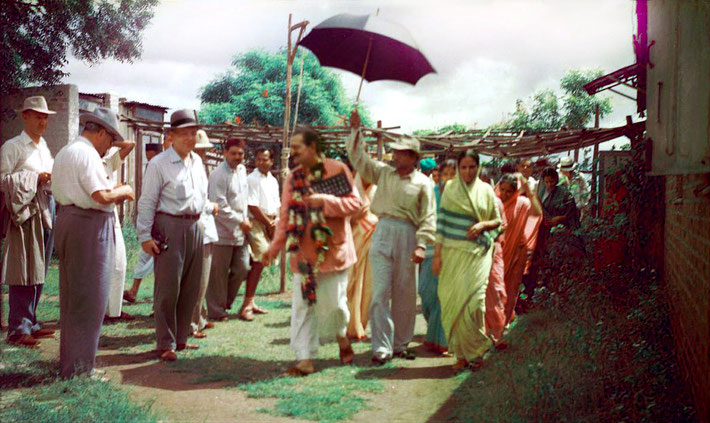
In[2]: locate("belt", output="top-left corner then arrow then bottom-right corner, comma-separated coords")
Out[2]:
156,211 -> 200,220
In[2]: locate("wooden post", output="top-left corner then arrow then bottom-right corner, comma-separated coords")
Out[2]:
376,120 -> 383,160
591,104 -> 600,217
279,14 -> 309,294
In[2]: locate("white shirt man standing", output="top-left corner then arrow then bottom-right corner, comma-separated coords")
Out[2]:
1,96 -> 57,347
206,138 -> 252,321
242,148 -> 280,321
52,106 -> 135,378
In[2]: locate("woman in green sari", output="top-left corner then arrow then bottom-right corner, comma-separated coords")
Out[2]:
432,149 -> 502,370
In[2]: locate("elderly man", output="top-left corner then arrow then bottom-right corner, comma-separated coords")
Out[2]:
52,107 -> 135,378
206,138 -> 251,321
243,147 -> 280,320
346,110 -> 437,365
1,96 -> 57,347
137,109 -> 217,362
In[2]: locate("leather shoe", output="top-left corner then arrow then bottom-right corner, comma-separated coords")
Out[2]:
238,308 -> 254,321
176,343 -> 199,351
159,350 -> 177,361
8,334 -> 40,347
204,322 -> 215,329
31,328 -> 55,338
192,331 -> 207,339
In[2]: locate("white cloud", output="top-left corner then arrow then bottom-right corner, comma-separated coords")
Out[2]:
62,0 -> 641,137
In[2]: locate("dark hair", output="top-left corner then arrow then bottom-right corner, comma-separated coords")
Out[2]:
254,148 -> 274,160
501,162 -> 517,174
541,166 -> 559,183
438,159 -> 457,172
499,173 -> 519,189
225,138 -> 246,151
457,149 -> 480,165
293,126 -> 322,153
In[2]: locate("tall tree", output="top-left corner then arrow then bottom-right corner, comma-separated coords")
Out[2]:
199,49 -> 371,127
0,0 -> 158,94
492,69 -> 612,133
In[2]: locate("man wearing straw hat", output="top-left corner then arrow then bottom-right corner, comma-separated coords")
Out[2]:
52,106 -> 135,378
558,156 -> 589,212
347,110 -> 437,365
1,96 -> 58,347
137,109 -> 217,362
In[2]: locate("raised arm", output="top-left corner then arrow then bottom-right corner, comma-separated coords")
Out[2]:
345,110 -> 387,185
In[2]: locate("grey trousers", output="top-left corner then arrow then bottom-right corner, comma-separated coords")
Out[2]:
153,213 -> 204,351
190,243 -> 212,333
369,217 -> 418,359
56,205 -> 115,378
44,193 -> 55,278
206,244 -> 250,319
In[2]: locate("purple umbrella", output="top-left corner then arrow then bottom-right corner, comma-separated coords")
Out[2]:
298,13 -> 436,101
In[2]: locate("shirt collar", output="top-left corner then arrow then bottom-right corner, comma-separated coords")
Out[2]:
167,146 -> 196,165
21,131 -> 44,147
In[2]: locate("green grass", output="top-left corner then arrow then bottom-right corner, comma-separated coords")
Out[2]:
0,377 -> 157,423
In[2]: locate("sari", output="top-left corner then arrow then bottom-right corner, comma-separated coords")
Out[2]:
418,182 -> 448,351
437,174 -> 501,362
346,174 -> 378,339
497,186 -> 535,325
485,196 -> 507,342
539,184 -> 583,256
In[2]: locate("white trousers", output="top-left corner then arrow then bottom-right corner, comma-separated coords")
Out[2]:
290,268 -> 350,360
106,220 -> 126,317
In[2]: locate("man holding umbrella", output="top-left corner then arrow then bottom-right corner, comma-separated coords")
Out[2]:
347,110 -> 436,365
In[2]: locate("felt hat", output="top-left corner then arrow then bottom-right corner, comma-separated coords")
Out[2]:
18,96 -> 56,115
79,106 -> 124,142
558,156 -> 577,171
390,135 -> 420,154
170,109 -> 202,128
194,129 -> 214,149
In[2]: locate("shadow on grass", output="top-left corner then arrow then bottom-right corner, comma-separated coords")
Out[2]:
269,337 -> 290,345
0,368 -> 57,390
356,364 -> 457,381
99,333 -> 155,349
263,320 -> 289,328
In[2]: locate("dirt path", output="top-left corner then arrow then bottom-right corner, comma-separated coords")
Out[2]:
28,300 -> 463,423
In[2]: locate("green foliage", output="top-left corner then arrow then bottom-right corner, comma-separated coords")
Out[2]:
199,50 -> 372,127
0,0 -> 158,94
413,122 -> 472,136
489,69 -> 613,134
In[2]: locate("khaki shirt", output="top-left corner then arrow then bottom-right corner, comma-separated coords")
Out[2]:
346,129 -> 436,248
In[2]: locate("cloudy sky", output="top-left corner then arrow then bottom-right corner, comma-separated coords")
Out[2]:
63,0 -> 641,137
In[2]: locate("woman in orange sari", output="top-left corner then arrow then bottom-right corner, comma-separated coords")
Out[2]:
496,173 -> 542,325
346,173 -> 378,339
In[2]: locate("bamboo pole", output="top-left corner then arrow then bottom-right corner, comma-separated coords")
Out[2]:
591,104 -> 600,217
279,14 -> 309,294
376,120 -> 383,160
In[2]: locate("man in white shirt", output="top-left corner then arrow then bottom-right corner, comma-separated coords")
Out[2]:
242,148 -> 280,320
52,106 -> 134,378
206,138 -> 252,321
1,96 -> 57,347
101,142 -> 135,323
136,109 -> 217,362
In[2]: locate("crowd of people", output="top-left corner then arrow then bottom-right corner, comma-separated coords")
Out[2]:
1,95 -> 587,379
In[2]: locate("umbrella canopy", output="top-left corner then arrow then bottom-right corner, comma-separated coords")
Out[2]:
298,13 -> 436,86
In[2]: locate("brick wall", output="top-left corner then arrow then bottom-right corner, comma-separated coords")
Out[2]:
664,173 -> 710,422
1,84 -> 79,155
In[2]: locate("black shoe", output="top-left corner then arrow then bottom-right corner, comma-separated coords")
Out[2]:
371,356 -> 390,366
393,350 -> 416,360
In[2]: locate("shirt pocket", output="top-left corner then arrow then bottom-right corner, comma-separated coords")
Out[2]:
400,184 -> 422,212
174,171 -> 193,201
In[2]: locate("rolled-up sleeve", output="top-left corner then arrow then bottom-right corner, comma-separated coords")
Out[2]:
136,161 -> 162,243
345,129 -> 385,186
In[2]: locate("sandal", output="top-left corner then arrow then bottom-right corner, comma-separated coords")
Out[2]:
339,345 -> 355,365
123,290 -> 136,304
176,343 -> 199,351
281,366 -> 314,377
159,350 -> 177,361
467,358 -> 484,371
452,359 -> 468,371
252,305 -> 268,315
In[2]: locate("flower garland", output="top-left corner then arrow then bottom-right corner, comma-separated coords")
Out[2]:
286,161 -> 332,306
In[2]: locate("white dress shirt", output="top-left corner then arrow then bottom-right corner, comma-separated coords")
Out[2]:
247,169 -> 281,217
1,131 -> 54,187
136,147 -> 212,243
209,160 -> 249,246
51,136 -> 113,211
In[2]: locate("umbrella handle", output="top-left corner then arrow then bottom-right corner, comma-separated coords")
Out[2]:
355,35 -> 374,105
